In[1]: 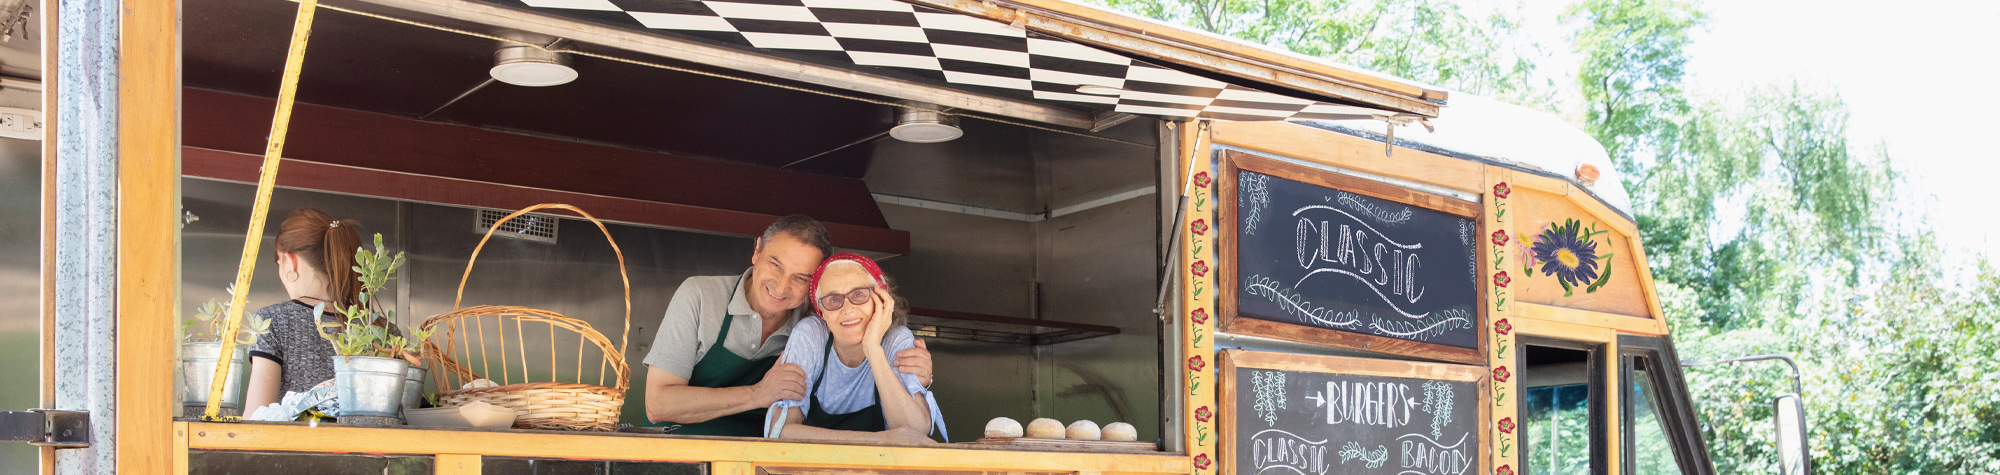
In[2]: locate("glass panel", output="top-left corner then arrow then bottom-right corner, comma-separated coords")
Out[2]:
482,457 -> 707,475
1628,361 -> 1684,474
0,139 -> 43,472
189,450 -> 433,474
1524,384 -> 1591,474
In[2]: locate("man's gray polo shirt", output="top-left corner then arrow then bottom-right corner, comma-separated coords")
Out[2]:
644,268 -> 804,379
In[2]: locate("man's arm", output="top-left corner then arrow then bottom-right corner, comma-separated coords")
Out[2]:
893,339 -> 934,387
644,363 -> 807,424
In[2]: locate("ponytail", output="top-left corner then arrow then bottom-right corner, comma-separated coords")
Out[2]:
274,209 -> 365,309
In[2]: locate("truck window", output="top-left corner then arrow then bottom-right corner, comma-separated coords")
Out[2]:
1519,339 -> 1607,475
1627,357 -> 1683,474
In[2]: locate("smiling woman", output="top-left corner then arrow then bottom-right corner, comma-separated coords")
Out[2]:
763,254 -> 945,444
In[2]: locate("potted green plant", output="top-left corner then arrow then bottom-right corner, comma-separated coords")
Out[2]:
178,284 -> 272,417
317,234 -> 430,425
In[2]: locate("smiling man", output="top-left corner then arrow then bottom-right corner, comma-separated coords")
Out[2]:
642,215 -> 934,436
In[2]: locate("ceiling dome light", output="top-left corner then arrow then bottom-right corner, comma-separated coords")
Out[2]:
890,104 -> 962,143
490,44 -> 577,87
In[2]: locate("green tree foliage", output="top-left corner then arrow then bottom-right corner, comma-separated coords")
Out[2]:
1086,0 -> 1556,108
1091,0 -> 2000,471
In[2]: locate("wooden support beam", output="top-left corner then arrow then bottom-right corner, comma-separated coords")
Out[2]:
117,0 -> 181,470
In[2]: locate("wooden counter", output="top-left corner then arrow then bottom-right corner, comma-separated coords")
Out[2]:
176,421 -> 1190,475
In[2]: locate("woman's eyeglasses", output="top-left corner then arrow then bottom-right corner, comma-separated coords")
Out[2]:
817,287 -> 874,312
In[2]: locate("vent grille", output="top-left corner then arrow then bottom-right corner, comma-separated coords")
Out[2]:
475,209 -> 558,244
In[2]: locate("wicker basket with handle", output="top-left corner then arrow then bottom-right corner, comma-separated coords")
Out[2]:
419,204 -> 631,431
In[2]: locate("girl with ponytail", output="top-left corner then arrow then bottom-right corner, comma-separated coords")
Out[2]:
244,209 -> 368,411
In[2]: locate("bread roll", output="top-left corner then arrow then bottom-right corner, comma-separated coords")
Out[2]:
1066,420 -> 1102,440
985,417 -> 1024,438
1102,422 -> 1138,441
1026,418 -> 1067,438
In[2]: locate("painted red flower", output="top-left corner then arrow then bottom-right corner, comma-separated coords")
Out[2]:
1194,453 -> 1212,470
1492,230 -> 1510,247
1493,366 -> 1512,383
1493,271 -> 1511,288
1194,172 -> 1211,189
1195,406 -> 1213,422
1493,182 -> 1511,199
1496,465 -> 1515,475
1188,355 -> 1206,372
1191,308 -> 1210,324
1494,318 -> 1512,335
1192,260 -> 1210,277
1191,219 -> 1209,236
1497,417 -> 1515,434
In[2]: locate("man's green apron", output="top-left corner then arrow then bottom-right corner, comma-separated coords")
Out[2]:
669,311 -> 780,436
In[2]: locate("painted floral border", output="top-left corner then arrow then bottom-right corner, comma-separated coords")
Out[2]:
1488,180 -> 1517,475
1185,166 -> 1218,475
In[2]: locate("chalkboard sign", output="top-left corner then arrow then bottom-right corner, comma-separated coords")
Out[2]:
1219,151 -> 1484,364
1221,350 -> 1487,475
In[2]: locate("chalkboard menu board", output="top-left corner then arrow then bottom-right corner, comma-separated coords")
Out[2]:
1221,350 -> 1486,475
1220,151 -> 1484,364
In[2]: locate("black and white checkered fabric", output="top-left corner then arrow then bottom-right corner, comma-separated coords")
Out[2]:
491,0 -> 1391,122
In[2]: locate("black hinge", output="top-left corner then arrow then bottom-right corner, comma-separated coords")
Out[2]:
0,409 -> 89,448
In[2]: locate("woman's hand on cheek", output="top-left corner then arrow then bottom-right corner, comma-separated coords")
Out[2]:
864,287 -> 894,349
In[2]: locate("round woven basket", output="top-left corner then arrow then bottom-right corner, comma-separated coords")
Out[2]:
420,204 -> 632,432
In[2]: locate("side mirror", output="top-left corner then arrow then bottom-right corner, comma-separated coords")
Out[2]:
1773,394 -> 1810,475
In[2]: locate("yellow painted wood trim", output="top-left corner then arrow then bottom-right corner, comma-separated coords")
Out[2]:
184,424 -> 1192,473
116,0 -> 182,470
1179,119 -> 1218,474
1510,317 -> 1616,345
1626,236 -> 1670,322
1484,167 -> 1515,475
173,422 -> 190,475
436,454 -> 483,475
715,462 -> 757,475
1208,121 -> 1485,194
37,2 -> 59,473
1514,302 -> 1664,336
1503,168 -> 1637,238
1602,346 -> 1622,475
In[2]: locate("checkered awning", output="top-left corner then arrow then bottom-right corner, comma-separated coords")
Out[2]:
483,0 -> 1394,122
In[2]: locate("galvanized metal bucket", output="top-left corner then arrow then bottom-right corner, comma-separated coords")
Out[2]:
331,355 -> 410,420
180,342 -> 251,417
401,366 -> 427,412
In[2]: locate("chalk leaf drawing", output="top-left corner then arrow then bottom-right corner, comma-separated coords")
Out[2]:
1251,370 -> 1287,427
1369,308 -> 1472,341
1338,441 -> 1389,469
1241,172 -> 1272,236
1422,381 -> 1455,439
1242,274 -> 1362,329
1336,192 -> 1413,225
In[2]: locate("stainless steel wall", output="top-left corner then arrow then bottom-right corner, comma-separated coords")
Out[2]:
0,137 -> 43,470
181,179 -> 754,425
866,117 -> 1162,443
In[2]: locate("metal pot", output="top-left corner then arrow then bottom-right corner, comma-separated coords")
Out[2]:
401,365 -> 427,412
331,355 -> 410,419
180,342 -> 251,417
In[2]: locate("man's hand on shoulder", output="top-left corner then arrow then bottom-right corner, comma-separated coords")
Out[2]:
752,361 -> 808,406
894,339 -> 934,389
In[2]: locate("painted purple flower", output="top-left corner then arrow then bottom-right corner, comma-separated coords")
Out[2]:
1194,453 -> 1212,470
1195,406 -> 1213,423
1493,271 -> 1511,288
1188,355 -> 1206,372
1497,417 -> 1515,434
1494,318 -> 1512,335
1493,366 -> 1512,383
1192,260 -> 1209,277
1194,172 -> 1211,189
1191,308 -> 1210,324
1191,219 -> 1209,236
1531,219 -> 1602,289
1493,182 -> 1511,199
1492,230 -> 1510,247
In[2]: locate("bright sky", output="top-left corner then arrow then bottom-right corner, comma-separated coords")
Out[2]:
1682,0 -> 2000,260
1511,0 -> 2000,261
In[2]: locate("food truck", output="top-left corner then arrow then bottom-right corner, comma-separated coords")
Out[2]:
0,0 -> 1806,473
